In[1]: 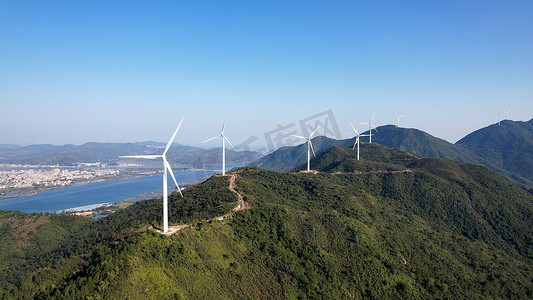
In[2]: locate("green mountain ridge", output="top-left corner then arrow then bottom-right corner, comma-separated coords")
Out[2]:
368,125 -> 482,164
369,120 -> 533,188
456,119 -> 533,187
252,119 -> 533,188
250,136 -> 354,171
1,144 -> 533,298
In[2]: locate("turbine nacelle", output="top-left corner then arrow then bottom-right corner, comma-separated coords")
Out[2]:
291,125 -> 321,171
395,113 -> 403,127
119,117 -> 184,233
505,108 -> 511,120
350,123 -> 369,160
360,114 -> 378,143
203,118 -> 235,176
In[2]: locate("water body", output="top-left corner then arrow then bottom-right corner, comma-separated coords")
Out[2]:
0,168 -> 234,213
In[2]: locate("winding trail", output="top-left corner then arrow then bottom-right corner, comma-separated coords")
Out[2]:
160,168 -> 409,235
332,169 -> 413,175
298,169 -> 413,176
160,173 -> 247,236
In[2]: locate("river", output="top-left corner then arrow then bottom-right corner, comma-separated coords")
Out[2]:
0,165 -> 238,213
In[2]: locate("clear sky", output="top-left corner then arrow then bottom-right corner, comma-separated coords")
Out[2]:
1,1 -> 532,149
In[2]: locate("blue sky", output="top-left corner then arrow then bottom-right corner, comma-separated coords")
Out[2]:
1,1 -> 532,149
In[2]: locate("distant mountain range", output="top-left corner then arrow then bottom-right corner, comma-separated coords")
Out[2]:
3,119 -> 533,186
251,118 -> 533,188
0,141 -> 263,166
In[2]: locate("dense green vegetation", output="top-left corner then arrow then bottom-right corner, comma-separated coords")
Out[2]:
1,145 -> 533,299
456,119 -> 533,187
370,125 -> 481,164
0,175 -> 237,299
0,210 -> 91,297
252,119 -> 533,188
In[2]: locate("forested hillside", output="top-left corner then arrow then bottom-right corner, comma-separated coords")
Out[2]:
456,118 -> 533,187
1,145 -> 532,299
252,119 -> 533,188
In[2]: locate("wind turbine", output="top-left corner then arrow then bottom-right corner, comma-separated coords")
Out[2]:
350,123 -> 369,160
395,113 -> 403,128
203,118 -> 235,176
497,113 -> 501,125
505,108 -> 511,119
119,117 -> 184,233
291,125 -> 321,172
360,114 -> 378,143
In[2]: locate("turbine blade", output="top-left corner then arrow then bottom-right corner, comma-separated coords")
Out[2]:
164,159 -> 183,197
291,134 -> 306,139
163,117 -> 184,157
310,125 -> 321,138
350,123 -> 359,136
221,117 -> 226,135
350,123 -> 356,132
119,155 -> 161,159
223,135 -> 236,150
202,135 -> 220,143
309,140 -> 316,157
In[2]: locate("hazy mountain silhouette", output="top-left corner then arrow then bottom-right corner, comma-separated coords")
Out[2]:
0,142 -> 262,166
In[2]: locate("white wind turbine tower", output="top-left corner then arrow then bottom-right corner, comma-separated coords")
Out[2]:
119,117 -> 184,233
202,118 -> 235,176
360,114 -> 378,143
395,113 -> 403,128
292,125 -> 321,172
505,108 -> 511,119
497,113 -> 502,125
350,123 -> 369,160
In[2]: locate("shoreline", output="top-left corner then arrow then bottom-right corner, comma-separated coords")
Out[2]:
0,167 -> 222,201
0,172 -> 158,200
59,174 -> 213,218
0,165 -> 237,201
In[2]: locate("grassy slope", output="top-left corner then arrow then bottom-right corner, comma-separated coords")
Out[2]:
50,164 -> 533,299
1,145 -> 533,299
0,175 -> 238,299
